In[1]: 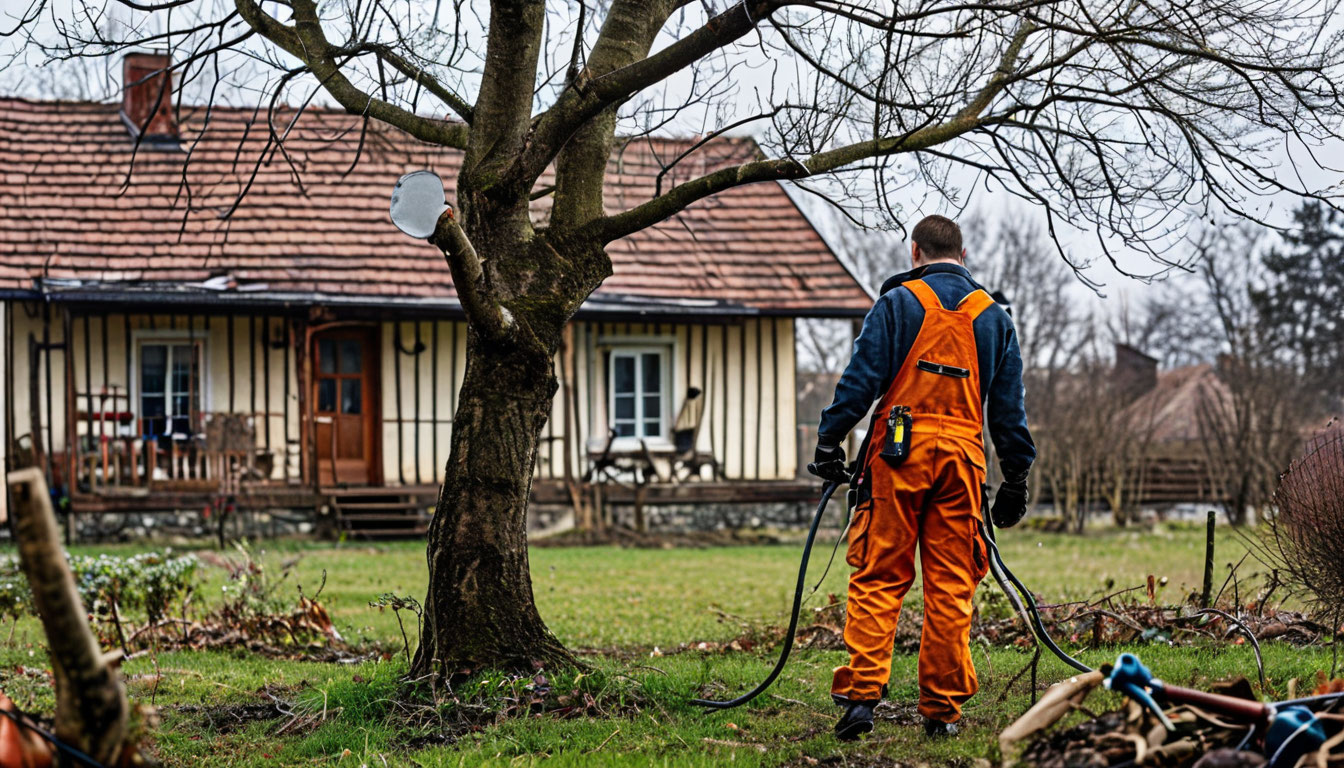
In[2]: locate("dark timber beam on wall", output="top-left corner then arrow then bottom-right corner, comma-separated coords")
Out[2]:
83,315 -> 92,470
187,315 -> 196,431
263,316 -> 272,456
27,334 -> 47,481
62,308 -> 76,540
414,321 -> 422,485
4,302 -> 13,475
393,322 -> 405,486
123,315 -> 132,454
227,315 -> 236,412
773,319 -> 782,477
756,318 -> 765,480
294,317 -> 312,491
100,314 -> 109,455
701,324 -> 711,474
43,309 -> 54,485
283,320 -> 291,481
449,322 -> 457,416
720,323 -> 728,479
431,321 -> 439,479
739,322 -> 747,480
249,315 -> 257,426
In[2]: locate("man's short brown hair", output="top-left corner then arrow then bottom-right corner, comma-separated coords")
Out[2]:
911,215 -> 963,260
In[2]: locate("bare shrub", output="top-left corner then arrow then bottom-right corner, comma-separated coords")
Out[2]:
1254,425 -> 1344,627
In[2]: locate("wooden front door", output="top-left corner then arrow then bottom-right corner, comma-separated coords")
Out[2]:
313,328 -> 379,486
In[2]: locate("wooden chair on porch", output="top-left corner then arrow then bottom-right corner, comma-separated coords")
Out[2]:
202,413 -> 255,495
670,387 -> 721,482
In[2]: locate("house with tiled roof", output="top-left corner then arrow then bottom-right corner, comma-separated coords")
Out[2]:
0,55 -> 871,535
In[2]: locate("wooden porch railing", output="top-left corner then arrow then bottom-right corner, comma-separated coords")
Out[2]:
73,408 -> 285,495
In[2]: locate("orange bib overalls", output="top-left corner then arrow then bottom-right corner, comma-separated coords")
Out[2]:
830,278 -> 994,724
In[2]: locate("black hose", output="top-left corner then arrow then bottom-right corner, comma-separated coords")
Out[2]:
689,481 -> 1088,711
690,481 -> 840,710
977,491 -> 1093,674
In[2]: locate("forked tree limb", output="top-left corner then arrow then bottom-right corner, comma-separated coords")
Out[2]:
7,468 -> 131,767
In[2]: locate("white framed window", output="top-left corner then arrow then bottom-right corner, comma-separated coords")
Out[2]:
608,347 -> 668,440
135,334 -> 204,440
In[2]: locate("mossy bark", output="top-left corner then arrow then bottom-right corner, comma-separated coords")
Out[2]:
412,320 -> 574,676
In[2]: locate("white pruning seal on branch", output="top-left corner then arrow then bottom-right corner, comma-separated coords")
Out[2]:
389,170 -> 449,239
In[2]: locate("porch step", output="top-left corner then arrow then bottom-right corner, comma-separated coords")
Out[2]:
331,512 -> 430,523
327,488 -> 435,540
332,501 -> 427,512
342,526 -> 430,538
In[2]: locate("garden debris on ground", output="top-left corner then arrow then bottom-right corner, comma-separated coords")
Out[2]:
532,526 -> 802,549
668,575 -> 1334,662
1003,671 -> 1344,768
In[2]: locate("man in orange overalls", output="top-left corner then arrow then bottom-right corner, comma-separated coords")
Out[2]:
810,215 -> 1035,740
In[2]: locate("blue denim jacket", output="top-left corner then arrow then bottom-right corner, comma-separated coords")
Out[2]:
817,263 -> 1036,480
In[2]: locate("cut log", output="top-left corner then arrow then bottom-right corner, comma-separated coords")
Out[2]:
999,669 -> 1105,766
7,468 -> 131,766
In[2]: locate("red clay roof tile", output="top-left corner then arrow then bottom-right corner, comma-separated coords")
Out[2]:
0,98 -> 869,314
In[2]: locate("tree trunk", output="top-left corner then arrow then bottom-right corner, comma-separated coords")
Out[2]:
411,319 -> 577,678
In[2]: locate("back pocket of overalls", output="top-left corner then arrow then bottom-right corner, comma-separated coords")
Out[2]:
962,447 -> 989,580
846,488 -> 873,569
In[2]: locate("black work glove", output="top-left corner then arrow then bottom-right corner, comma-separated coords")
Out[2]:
990,479 -> 1030,528
808,443 -> 849,484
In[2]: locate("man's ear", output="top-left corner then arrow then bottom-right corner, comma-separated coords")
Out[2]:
959,248 -> 967,265
910,241 -> 922,267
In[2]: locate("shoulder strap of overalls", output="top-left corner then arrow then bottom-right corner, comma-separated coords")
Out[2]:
903,279 -> 943,310
955,289 -> 995,320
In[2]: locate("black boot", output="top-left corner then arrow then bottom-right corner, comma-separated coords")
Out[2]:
923,717 -> 959,738
834,701 -> 876,741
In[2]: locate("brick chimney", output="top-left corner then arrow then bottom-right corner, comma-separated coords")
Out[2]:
120,53 -> 177,141
1114,343 -> 1158,402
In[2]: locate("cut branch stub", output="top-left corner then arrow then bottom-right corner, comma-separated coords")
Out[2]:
429,207 -> 511,342
7,468 -> 132,767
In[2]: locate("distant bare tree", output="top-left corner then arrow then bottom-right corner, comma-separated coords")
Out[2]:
1114,279 -> 1220,369
7,0 -> 1344,678
1194,224 -> 1317,525
975,212 -> 1090,370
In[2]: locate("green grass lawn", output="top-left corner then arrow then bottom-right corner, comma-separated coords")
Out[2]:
0,523 -> 1331,767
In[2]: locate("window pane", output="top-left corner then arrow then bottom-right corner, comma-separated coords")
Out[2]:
141,345 -> 167,395
613,356 -> 635,395
643,395 -> 660,419
643,420 -> 661,437
338,340 -> 362,374
318,379 -> 337,412
141,393 -> 166,419
171,345 -> 193,397
614,422 -> 635,437
318,339 -> 336,374
641,353 -> 661,393
141,393 -> 166,437
341,379 -> 361,414
614,394 -> 634,420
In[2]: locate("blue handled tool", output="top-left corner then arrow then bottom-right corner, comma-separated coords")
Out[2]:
1104,653 -> 1330,767
1104,653 -> 1176,731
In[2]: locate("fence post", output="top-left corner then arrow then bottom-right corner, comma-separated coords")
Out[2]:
7,467 -> 130,765
1201,509 -> 1216,608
